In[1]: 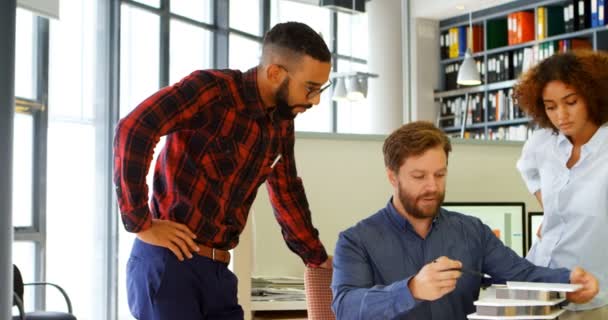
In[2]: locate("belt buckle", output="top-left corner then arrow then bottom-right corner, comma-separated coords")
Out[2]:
212,248 -> 216,261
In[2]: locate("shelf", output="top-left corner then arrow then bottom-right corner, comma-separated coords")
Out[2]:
443,126 -> 461,132
486,118 -> 531,127
441,118 -> 531,134
251,300 -> 307,311
440,51 -> 485,64
434,80 -> 516,99
484,41 -> 535,56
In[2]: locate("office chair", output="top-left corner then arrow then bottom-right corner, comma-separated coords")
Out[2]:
12,264 -> 77,320
304,267 -> 335,320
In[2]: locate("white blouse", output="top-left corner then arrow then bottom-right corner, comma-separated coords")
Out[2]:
517,125 -> 608,311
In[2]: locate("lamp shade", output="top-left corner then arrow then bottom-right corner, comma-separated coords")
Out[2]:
457,48 -> 481,86
332,77 -> 349,102
346,76 -> 365,101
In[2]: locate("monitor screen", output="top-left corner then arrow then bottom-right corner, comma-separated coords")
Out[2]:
527,211 -> 544,253
441,202 -> 526,257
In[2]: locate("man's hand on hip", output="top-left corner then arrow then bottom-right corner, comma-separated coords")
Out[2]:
137,219 -> 200,261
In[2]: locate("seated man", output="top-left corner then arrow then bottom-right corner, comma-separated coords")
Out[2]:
331,121 -> 599,320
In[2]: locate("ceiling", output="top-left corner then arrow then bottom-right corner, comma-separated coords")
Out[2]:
410,0 -> 518,20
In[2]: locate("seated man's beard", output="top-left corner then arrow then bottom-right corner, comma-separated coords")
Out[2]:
273,79 -> 311,121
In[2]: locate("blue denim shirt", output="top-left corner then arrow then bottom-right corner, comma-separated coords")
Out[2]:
331,199 -> 570,320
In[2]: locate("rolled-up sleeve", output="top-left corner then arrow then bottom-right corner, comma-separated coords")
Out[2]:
516,130 -> 543,194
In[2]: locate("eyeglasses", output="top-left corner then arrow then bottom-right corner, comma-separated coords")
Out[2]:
277,65 -> 332,100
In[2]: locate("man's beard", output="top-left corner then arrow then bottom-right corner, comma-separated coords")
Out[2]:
273,78 -> 312,121
398,181 -> 444,219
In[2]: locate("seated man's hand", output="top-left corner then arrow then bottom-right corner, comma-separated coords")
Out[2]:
567,267 -> 599,304
408,256 -> 462,301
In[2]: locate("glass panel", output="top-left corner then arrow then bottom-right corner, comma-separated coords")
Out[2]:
46,122 -> 101,317
170,0 -> 212,23
12,113 -> 33,227
337,12 -> 368,60
170,19 -> 213,84
131,0 -> 160,8
230,0 -> 261,35
271,0 -> 331,45
49,0 -> 96,120
294,87 -> 333,133
15,8 -> 35,99
229,34 -> 261,72
335,59 -> 371,134
12,241 -> 37,313
45,1 -> 109,318
120,4 -> 160,117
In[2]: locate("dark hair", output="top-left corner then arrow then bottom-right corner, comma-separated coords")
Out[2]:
514,50 -> 608,130
262,22 -> 331,63
383,121 -> 452,172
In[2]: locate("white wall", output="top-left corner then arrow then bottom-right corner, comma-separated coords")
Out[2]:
250,135 -> 541,278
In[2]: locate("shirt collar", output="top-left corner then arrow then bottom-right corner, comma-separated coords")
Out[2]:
385,197 -> 443,234
555,125 -> 608,154
241,67 -> 269,120
583,125 -> 608,154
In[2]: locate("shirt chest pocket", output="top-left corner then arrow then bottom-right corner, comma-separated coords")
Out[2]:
200,137 -> 248,182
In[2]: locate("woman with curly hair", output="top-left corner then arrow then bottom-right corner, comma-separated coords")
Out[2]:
514,50 -> 608,319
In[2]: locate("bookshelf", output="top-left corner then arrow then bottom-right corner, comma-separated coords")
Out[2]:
435,0 -> 608,141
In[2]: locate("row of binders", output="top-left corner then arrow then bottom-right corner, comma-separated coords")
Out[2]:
440,0 -> 604,59
442,39 -> 591,90
438,89 -> 527,128
441,25 -> 484,59
443,125 -> 532,141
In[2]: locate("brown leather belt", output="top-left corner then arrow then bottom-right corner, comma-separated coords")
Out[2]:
196,244 -> 230,264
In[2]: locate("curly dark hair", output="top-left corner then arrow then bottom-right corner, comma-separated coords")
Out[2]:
262,21 -> 331,63
383,121 -> 452,173
513,50 -> 608,130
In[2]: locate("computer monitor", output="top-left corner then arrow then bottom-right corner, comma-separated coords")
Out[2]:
526,211 -> 544,253
441,202 -> 526,257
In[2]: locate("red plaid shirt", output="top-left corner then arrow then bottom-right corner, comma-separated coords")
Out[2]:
113,68 -> 327,265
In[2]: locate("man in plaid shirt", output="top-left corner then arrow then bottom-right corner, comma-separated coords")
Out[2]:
114,22 -> 332,319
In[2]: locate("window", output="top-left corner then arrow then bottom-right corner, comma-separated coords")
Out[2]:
13,5 -> 44,312
12,113 -> 33,227
131,0 -> 160,8
271,0 -> 333,133
45,0 -> 111,318
335,59 -> 372,134
170,0 -> 213,23
335,12 -> 371,134
170,18 -> 213,84
229,34 -> 261,71
337,12 -> 368,60
229,0 -> 262,35
120,4 -> 160,117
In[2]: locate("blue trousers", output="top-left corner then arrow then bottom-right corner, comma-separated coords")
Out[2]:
127,238 -> 244,320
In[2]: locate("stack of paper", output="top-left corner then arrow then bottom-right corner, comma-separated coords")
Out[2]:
251,276 -> 306,302
467,281 -> 582,319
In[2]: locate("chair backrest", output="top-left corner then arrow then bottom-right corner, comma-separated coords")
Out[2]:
304,267 -> 335,320
13,264 -> 24,306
